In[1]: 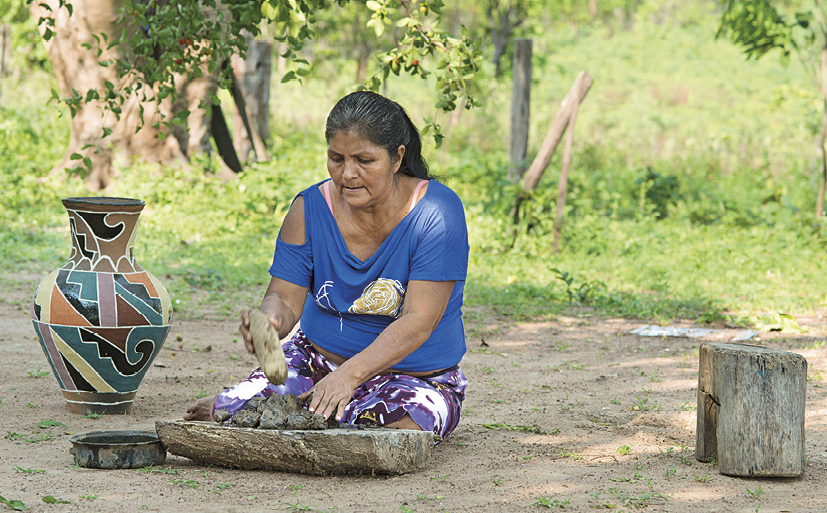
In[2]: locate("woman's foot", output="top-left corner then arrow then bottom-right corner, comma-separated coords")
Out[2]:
184,395 -> 216,421
386,414 -> 423,430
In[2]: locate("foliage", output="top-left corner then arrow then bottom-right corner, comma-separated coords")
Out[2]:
717,0 -> 827,224
1,0 -> 50,71
717,0 -> 803,59
29,0 -> 481,157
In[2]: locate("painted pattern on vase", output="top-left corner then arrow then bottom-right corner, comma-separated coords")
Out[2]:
31,197 -> 172,415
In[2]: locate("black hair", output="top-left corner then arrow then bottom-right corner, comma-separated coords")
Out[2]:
325,91 -> 429,179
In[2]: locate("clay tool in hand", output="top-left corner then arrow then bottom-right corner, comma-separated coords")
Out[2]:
248,308 -> 288,385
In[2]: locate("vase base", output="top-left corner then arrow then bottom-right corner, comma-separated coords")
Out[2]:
62,390 -> 136,415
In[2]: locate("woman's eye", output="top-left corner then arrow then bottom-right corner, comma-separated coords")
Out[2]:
358,159 -> 373,164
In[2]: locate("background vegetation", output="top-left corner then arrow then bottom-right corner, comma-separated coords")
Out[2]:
1,0 -> 825,327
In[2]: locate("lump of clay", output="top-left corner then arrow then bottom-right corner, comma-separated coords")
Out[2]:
244,396 -> 265,412
309,414 -> 328,430
213,408 -> 231,423
232,409 -> 261,428
261,393 -> 285,412
282,393 -> 304,411
286,411 -> 312,430
221,393 -> 332,430
248,308 -> 288,385
259,408 -> 288,430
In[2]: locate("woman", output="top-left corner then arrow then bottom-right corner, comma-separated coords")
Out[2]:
185,91 -> 469,441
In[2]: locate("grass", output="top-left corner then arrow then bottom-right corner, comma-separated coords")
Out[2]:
171,479 -> 200,488
482,423 -> 544,434
533,494 -> 571,508
14,467 -> 46,476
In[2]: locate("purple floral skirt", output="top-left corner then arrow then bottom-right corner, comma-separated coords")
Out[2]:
213,329 -> 467,442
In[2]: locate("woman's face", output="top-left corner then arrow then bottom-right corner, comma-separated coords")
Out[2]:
327,130 -> 405,211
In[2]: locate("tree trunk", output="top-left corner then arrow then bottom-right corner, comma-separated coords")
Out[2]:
815,45 -> 827,230
0,24 -> 10,78
508,39 -> 532,183
232,32 -> 271,163
32,0 -> 222,190
492,32 -> 508,77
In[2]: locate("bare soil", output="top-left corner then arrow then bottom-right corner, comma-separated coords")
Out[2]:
3,276 -> 827,512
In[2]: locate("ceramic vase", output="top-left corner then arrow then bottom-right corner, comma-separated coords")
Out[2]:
31,197 -> 172,415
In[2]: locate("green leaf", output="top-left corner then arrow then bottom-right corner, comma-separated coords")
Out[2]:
0,496 -> 28,511
82,157 -> 93,169
366,1 -> 382,11
373,20 -> 385,37
42,496 -> 70,504
281,71 -> 296,83
37,420 -> 67,429
69,153 -> 83,161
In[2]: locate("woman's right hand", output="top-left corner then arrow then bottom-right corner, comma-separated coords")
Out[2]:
239,309 -> 255,354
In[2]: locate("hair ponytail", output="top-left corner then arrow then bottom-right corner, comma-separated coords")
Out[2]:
396,107 -> 428,179
326,91 -> 430,180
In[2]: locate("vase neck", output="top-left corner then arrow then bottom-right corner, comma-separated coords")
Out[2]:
62,198 -> 146,273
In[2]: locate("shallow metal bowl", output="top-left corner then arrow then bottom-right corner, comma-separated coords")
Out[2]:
69,430 -> 166,469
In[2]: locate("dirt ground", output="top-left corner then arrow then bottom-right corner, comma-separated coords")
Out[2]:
3,275 -> 827,512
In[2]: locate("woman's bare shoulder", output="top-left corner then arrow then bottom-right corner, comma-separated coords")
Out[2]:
279,195 -> 305,245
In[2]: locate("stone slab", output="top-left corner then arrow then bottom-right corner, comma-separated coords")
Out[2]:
155,421 -> 436,475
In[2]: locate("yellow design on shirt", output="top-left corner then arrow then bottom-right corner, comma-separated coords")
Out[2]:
349,278 -> 405,318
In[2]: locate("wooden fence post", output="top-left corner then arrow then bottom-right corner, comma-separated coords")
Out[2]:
551,93 -> 581,252
508,38 -> 532,183
521,71 -> 593,193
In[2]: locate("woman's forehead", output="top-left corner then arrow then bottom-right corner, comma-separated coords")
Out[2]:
327,130 -> 384,153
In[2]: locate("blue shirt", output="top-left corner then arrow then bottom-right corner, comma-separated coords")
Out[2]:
269,179 -> 468,372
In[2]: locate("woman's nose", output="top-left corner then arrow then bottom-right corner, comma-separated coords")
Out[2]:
342,159 -> 359,180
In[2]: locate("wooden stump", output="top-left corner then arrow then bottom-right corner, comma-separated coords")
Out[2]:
696,342 -> 807,477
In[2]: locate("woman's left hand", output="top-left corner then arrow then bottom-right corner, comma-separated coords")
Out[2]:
298,368 -> 360,422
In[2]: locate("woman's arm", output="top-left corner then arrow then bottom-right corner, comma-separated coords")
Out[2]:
240,196 -> 310,352
301,279 -> 456,421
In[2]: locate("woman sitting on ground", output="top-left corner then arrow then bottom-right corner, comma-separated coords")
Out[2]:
185,91 -> 469,441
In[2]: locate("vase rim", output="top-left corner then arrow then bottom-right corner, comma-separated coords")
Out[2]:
62,197 -> 146,207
